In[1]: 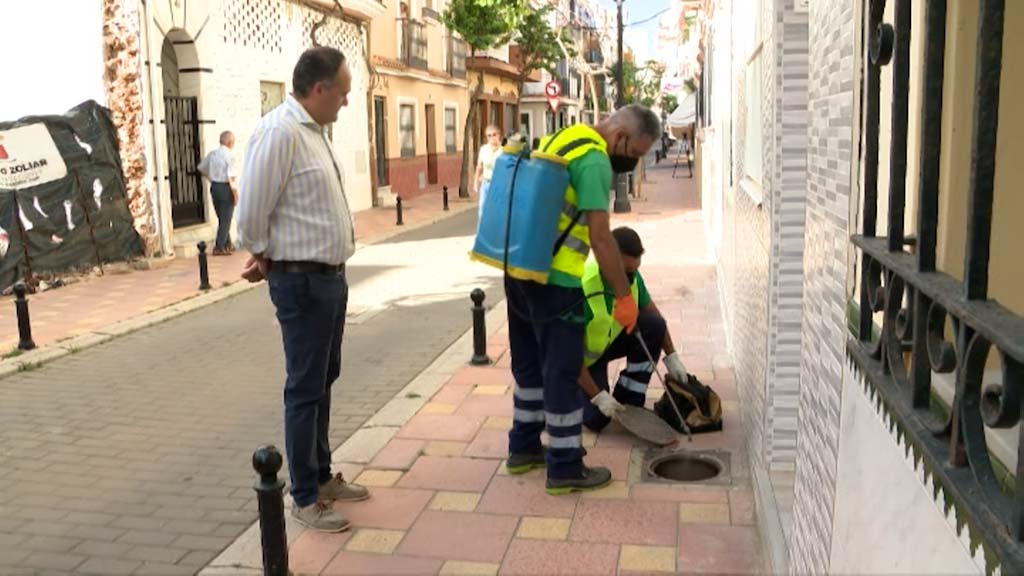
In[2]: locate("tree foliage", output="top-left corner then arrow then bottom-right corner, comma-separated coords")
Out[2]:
618,59 -> 665,107
440,0 -> 520,55
512,4 -> 576,102
441,0 -> 521,197
662,93 -> 679,114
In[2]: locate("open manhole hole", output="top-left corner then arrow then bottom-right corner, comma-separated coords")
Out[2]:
642,449 -> 731,485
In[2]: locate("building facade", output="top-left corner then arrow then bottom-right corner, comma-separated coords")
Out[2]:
141,0 -> 381,256
698,0 -> 1024,573
368,0 -> 468,204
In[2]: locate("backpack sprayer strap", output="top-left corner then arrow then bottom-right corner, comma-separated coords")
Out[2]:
549,137 -> 600,256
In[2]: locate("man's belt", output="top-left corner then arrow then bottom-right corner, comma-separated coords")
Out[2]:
270,260 -> 345,275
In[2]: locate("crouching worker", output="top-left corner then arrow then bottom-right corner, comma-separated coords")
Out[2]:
578,227 -> 689,431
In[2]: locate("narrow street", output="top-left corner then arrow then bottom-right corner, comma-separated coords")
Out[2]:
0,210 -> 501,575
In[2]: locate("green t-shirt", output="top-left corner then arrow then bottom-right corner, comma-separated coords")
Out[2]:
548,149 -> 612,288
582,270 -> 653,323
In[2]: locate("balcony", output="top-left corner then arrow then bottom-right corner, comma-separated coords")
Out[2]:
585,48 -> 604,66
447,35 -> 467,79
401,19 -> 428,71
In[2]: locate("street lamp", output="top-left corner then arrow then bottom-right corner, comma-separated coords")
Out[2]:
612,0 -> 631,213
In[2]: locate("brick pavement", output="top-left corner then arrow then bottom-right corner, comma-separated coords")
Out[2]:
0,192 -> 474,354
0,209 -> 501,575
209,162 -> 762,574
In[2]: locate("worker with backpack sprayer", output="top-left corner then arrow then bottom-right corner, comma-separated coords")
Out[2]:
471,105 -> 663,495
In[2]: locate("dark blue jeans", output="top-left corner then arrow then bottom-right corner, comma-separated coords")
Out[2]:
505,277 -> 586,479
268,267 -> 348,507
210,182 -> 234,250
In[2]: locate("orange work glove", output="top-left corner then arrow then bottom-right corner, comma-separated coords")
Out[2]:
613,293 -> 639,334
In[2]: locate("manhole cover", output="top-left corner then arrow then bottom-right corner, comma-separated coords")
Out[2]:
616,405 -> 677,446
642,449 -> 732,485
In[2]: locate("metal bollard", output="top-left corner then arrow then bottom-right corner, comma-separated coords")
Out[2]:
470,288 -> 491,365
443,186 -> 450,212
252,445 -> 289,576
197,241 -> 212,291
396,196 -> 404,226
13,283 -> 36,351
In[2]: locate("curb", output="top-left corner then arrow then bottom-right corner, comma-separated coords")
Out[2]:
200,299 -> 509,573
0,201 -> 477,380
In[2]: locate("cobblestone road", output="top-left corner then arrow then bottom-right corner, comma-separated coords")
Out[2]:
0,210 -> 501,575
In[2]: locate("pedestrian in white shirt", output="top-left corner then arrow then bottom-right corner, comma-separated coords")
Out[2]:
236,47 -> 368,534
474,124 -> 502,218
197,131 -> 236,255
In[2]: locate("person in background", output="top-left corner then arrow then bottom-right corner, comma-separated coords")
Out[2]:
474,124 -> 502,218
197,130 -> 237,255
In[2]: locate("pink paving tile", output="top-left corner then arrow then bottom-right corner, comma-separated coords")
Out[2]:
397,413 -> 485,442
500,539 -> 619,575
583,447 -> 632,480
569,499 -> 677,546
321,551 -> 443,575
463,428 -> 510,459
729,490 -> 755,525
630,484 -> 729,504
677,524 -> 760,575
396,456 -> 500,492
431,384 -> 474,405
455,393 -> 514,418
331,487 -> 433,530
475,474 -> 579,518
368,438 -> 425,470
288,529 -> 349,575
398,510 -> 518,563
447,366 -> 514,387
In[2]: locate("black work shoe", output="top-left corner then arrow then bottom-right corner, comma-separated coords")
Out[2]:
545,465 -> 612,495
507,448 -> 547,475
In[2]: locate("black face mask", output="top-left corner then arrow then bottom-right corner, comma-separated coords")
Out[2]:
609,137 -> 639,173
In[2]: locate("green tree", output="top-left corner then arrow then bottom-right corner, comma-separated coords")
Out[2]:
617,59 -> 664,107
512,4 -> 575,107
662,93 -> 679,114
442,0 -> 521,198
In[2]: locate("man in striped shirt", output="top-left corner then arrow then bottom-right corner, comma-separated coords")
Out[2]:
237,47 -> 366,533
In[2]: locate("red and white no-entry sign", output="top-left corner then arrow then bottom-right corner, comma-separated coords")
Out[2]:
545,81 -> 561,113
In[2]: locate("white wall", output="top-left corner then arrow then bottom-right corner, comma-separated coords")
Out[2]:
829,365 -> 983,575
0,1 -> 106,121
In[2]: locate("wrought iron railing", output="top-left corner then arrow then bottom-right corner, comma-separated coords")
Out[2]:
848,0 -> 1024,572
402,19 -> 428,70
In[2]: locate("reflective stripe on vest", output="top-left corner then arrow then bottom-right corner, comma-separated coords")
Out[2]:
537,125 -> 608,280
582,258 -> 640,366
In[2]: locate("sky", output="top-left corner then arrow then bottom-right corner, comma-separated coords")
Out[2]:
596,0 -> 673,65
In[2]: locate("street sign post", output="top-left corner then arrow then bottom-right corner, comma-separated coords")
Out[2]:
545,81 -> 561,113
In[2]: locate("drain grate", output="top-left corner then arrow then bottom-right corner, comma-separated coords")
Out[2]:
641,448 -> 732,485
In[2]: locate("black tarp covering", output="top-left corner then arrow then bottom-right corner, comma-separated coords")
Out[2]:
0,100 -> 143,291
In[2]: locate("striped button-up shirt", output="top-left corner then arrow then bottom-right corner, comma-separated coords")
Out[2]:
237,95 -> 355,265
197,146 -> 235,183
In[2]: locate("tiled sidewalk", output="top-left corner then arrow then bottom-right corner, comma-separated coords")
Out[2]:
230,165 -> 761,575
0,192 -> 474,354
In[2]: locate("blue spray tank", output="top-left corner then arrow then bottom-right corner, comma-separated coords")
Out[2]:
471,143 -> 575,284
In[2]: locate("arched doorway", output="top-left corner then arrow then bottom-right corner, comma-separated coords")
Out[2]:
160,29 -> 205,228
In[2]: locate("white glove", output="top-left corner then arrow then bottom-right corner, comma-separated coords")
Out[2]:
664,352 -> 689,382
591,390 -> 624,418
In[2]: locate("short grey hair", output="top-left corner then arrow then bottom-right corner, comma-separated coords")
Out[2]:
610,104 -> 662,143
219,131 -> 234,145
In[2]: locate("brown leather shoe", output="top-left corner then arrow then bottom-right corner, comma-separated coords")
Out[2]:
319,473 -> 370,503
